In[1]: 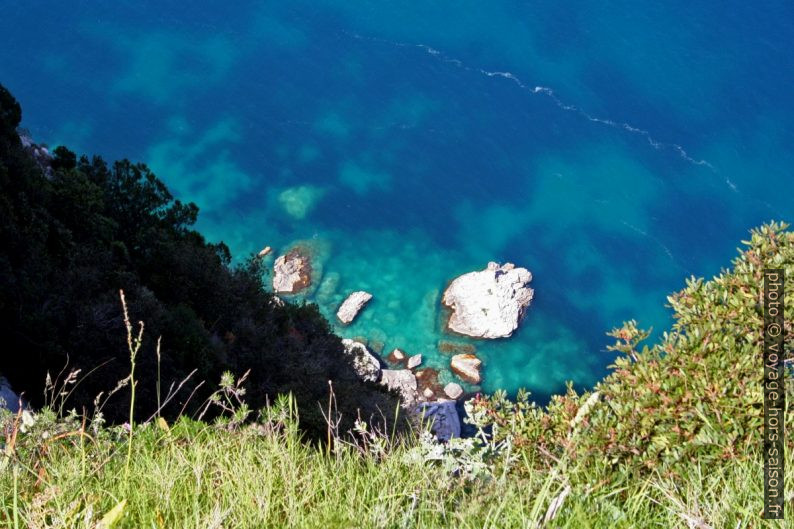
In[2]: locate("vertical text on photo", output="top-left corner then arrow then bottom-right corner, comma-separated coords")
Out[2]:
763,268 -> 785,520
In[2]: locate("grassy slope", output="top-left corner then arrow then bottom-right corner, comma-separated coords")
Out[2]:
1,413 -> 791,528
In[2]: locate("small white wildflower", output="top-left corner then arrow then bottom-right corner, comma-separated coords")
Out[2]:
20,410 -> 36,433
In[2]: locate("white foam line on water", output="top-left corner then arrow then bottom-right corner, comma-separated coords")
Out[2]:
344,32 -> 740,190
621,220 -> 691,274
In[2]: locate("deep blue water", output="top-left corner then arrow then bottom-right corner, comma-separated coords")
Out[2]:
3,2 -> 793,400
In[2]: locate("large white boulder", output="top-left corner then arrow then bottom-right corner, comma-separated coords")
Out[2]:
272,249 -> 312,294
342,339 -> 382,383
450,354 -> 482,384
442,262 -> 533,339
336,291 -> 373,325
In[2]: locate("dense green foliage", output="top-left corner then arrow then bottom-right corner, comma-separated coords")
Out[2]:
468,222 -> 794,490
0,84 -> 403,440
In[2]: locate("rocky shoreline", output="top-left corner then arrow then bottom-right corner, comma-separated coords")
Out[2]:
270,246 -> 535,440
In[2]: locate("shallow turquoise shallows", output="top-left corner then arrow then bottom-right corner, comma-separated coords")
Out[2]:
3,1 -> 793,401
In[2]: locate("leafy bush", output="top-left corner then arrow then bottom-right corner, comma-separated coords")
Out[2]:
469,222 -> 794,486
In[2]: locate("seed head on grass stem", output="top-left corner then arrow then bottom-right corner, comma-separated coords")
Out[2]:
120,289 -> 144,481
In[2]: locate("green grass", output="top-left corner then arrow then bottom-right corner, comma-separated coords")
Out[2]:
1,407 -> 791,528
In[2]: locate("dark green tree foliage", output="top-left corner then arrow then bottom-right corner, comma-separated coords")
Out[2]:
0,85 -> 403,440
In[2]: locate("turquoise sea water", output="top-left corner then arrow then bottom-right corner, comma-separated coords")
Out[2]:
2,2 -> 793,400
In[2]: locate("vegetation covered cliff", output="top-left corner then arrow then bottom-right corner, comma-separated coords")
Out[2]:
0,84 -> 404,441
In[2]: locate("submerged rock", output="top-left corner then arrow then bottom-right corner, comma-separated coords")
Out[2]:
442,262 -> 533,339
450,354 -> 482,384
315,272 -> 341,305
443,382 -> 464,400
336,291 -> 373,325
380,369 -> 418,407
272,248 -> 312,294
437,341 -> 476,355
341,339 -> 381,383
368,339 -> 385,354
406,354 -> 422,370
278,185 -> 325,220
420,401 -> 461,441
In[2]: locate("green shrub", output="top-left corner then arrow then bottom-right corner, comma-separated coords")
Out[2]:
469,222 -> 794,487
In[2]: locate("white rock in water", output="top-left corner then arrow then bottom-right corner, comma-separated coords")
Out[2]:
442,262 -> 533,339
380,369 -> 418,407
443,382 -> 464,400
342,339 -> 381,383
406,354 -> 422,370
388,348 -> 406,363
272,249 -> 311,294
450,354 -> 482,384
336,291 -> 373,325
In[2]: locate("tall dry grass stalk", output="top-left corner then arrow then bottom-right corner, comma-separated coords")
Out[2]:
119,289 -> 144,481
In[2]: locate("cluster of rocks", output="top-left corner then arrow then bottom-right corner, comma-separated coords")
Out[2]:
342,340 -> 466,406
267,246 -> 534,441
270,253 -> 532,388
270,246 -> 375,326
341,339 -> 465,440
